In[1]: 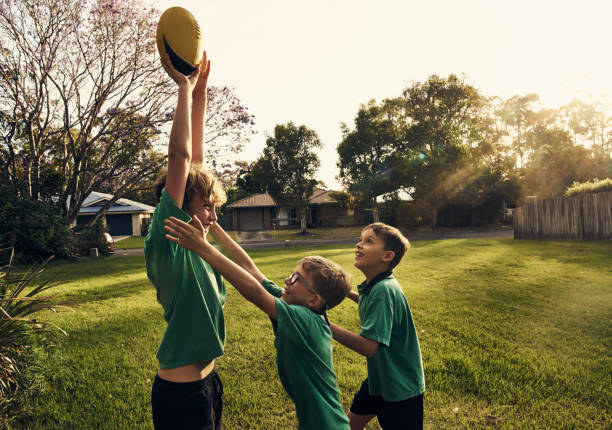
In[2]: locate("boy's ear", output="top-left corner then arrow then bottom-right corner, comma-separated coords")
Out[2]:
309,294 -> 324,310
382,250 -> 395,264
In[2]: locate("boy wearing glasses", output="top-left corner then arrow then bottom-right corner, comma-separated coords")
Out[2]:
163,217 -> 351,430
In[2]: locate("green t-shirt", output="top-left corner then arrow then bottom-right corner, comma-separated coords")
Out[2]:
262,280 -> 349,430
358,271 -> 425,401
145,188 -> 226,369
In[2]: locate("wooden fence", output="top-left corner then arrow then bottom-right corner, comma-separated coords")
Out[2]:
513,191 -> 612,240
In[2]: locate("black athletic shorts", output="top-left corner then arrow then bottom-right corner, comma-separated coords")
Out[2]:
350,378 -> 423,430
151,369 -> 223,430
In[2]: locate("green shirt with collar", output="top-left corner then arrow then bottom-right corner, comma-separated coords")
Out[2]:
261,279 -> 349,430
358,271 -> 425,401
145,188 -> 226,369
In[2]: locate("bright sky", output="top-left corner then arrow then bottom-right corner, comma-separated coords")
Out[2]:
155,0 -> 612,190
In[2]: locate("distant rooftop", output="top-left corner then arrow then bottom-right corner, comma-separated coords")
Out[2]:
226,189 -> 338,208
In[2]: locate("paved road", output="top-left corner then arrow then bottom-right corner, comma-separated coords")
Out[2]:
112,229 -> 513,256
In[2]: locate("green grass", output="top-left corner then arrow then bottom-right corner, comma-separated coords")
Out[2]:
114,231 -> 242,249
10,238 -> 612,429
114,225 -> 513,248
114,236 -> 145,249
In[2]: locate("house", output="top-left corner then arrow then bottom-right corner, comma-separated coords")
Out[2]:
225,189 -> 365,231
75,191 -> 155,236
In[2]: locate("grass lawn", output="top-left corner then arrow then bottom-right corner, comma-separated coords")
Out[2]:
114,236 -> 146,249
114,231 -> 243,249
11,238 -> 612,429
264,223 -> 513,242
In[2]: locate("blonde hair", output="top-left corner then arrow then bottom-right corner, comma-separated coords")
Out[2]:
153,163 -> 226,207
300,256 -> 351,310
363,222 -> 410,270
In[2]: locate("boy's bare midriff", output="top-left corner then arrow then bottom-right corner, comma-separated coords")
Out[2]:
158,359 -> 215,382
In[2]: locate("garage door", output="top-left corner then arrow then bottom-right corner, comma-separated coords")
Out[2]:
238,208 -> 264,231
106,214 -> 133,236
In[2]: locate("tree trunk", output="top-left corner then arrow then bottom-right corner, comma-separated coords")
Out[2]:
300,211 -> 308,234
431,207 -> 438,229
371,205 -> 380,223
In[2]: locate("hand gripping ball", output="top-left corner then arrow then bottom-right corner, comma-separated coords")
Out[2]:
156,7 -> 203,76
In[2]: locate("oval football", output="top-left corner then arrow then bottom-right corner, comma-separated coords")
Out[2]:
156,7 -> 203,75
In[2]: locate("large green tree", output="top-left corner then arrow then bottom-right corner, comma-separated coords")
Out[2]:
398,74 -> 491,227
256,123 -> 321,233
337,99 -> 405,222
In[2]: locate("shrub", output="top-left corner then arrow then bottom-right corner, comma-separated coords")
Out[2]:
0,190 -> 73,263
74,219 -> 112,256
565,178 -> 612,197
0,248 -> 66,405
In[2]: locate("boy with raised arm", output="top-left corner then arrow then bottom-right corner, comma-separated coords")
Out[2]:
145,52 -> 227,429
331,223 -> 425,430
163,217 -> 351,430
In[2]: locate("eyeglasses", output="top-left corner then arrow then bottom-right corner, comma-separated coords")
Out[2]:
288,272 -> 330,323
288,272 -> 320,298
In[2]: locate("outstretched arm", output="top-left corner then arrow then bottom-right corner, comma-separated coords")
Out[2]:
161,53 -> 202,208
329,322 -> 379,358
191,52 -> 210,165
209,223 -> 266,283
164,215 -> 277,319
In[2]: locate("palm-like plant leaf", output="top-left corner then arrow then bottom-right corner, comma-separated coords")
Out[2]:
0,248 -> 68,398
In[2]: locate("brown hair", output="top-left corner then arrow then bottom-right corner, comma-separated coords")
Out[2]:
300,256 -> 352,310
363,222 -> 410,270
153,163 -> 226,207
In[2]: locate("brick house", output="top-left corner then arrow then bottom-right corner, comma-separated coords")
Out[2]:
225,189 -> 365,231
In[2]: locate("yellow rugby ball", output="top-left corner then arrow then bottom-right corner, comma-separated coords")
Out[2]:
156,7 -> 203,76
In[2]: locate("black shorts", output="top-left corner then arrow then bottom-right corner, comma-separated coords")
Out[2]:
350,378 -> 423,430
151,370 -> 223,430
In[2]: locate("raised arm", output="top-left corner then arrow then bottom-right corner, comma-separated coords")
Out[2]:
209,223 -> 266,283
191,52 -> 210,165
164,216 -> 277,319
161,53 -> 202,208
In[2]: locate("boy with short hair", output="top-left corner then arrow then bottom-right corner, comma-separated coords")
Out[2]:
330,222 -> 425,430
146,52 -> 227,429
163,216 -> 351,430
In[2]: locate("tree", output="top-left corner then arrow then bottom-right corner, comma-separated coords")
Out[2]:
398,74 -> 490,227
523,127 -> 608,198
562,98 -> 612,161
203,86 -> 256,187
0,0 -> 254,227
258,123 -> 322,233
337,100 -> 405,222
495,94 -> 540,168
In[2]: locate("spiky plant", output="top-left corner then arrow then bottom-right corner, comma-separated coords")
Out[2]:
0,248 -> 67,398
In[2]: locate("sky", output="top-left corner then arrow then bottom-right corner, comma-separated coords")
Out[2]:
155,0 -> 612,190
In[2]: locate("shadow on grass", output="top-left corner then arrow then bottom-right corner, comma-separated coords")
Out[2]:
54,278 -> 153,307
37,256 -> 146,284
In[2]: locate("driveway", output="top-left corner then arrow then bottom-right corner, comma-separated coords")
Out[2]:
112,229 -> 513,256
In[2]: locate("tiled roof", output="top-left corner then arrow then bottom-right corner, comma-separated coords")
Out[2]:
309,189 -> 338,204
226,189 -> 338,208
226,193 -> 276,208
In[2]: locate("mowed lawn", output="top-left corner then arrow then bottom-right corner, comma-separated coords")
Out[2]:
13,238 -> 612,429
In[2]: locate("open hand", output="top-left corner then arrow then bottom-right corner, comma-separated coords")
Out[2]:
164,215 -> 212,254
160,52 -> 201,90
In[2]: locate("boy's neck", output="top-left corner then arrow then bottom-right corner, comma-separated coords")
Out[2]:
362,264 -> 392,284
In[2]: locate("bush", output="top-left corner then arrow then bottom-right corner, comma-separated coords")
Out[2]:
565,178 -> 612,197
74,219 -> 112,256
0,248 -> 66,407
0,190 -> 73,263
